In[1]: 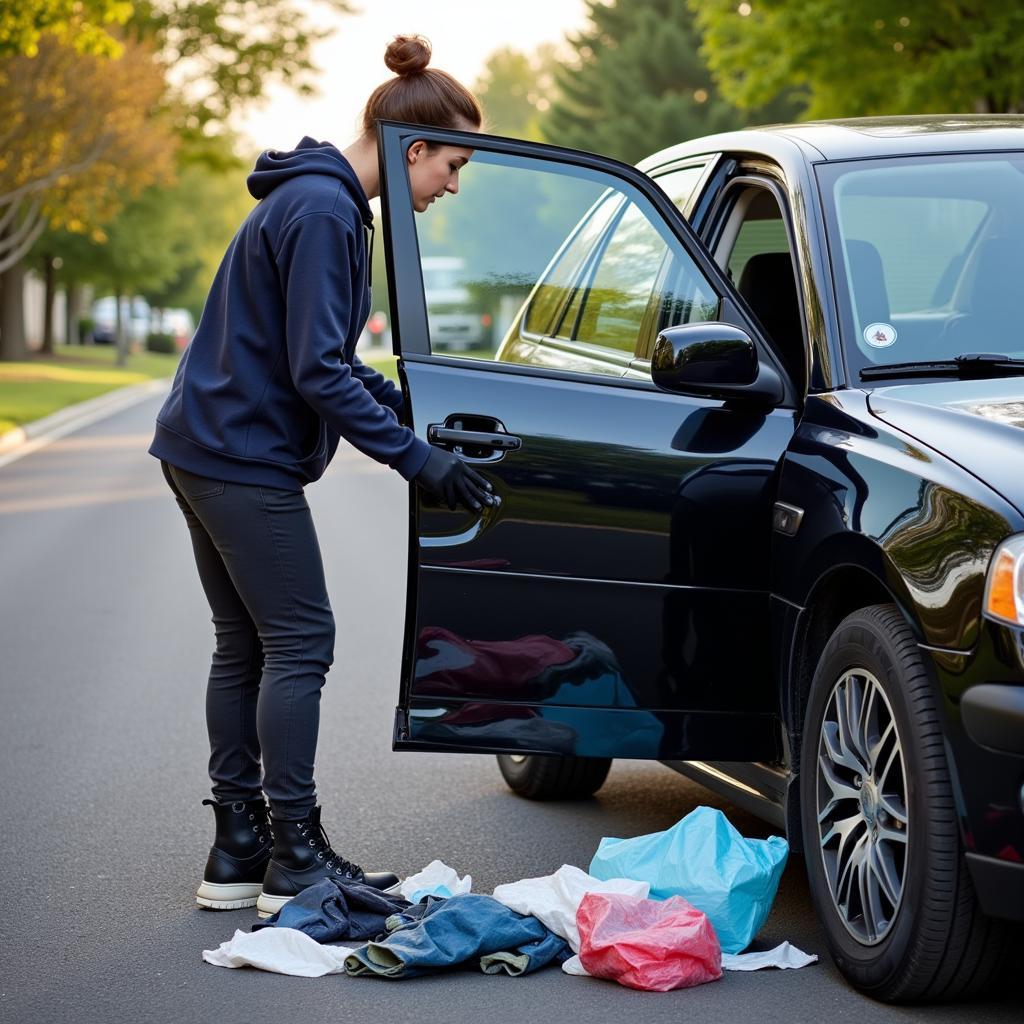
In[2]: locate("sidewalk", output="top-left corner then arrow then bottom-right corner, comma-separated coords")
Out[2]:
0,377 -> 171,469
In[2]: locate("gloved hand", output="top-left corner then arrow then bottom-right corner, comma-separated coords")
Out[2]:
415,446 -> 496,512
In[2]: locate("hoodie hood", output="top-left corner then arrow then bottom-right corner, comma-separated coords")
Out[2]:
247,136 -> 373,226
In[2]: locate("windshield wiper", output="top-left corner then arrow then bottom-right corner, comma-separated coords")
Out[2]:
860,352 -> 1024,381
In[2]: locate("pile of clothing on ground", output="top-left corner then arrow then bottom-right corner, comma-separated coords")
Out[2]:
203,805 -> 817,992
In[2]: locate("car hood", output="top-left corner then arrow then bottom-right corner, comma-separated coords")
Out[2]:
867,377 -> 1024,515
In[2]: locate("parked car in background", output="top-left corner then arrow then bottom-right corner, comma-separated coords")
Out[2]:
154,308 -> 195,350
90,296 -> 152,346
375,116 -> 1024,1002
421,256 -> 491,352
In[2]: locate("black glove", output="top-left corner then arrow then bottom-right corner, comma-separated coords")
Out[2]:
415,446 -> 496,512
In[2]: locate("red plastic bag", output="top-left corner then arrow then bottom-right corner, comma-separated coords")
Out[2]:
576,892 -> 722,992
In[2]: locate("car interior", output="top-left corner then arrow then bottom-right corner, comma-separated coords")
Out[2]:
712,186 -> 805,389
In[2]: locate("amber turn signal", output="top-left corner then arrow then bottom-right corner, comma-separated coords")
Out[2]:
983,537 -> 1024,626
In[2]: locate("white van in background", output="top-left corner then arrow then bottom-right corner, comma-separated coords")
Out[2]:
421,256 -> 490,352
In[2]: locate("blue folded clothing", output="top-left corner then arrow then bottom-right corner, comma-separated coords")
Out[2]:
344,893 -> 571,978
252,877 -> 411,943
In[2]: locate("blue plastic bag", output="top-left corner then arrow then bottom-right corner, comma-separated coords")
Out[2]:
588,806 -> 788,954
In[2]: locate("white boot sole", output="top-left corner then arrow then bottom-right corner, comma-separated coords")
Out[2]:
196,881 -> 262,910
255,891 -> 294,919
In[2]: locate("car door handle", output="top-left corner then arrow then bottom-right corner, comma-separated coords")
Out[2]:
427,426 -> 522,451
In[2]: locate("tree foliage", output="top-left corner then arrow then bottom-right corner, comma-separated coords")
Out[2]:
544,0 -> 797,165
0,0 -> 132,58
474,45 -> 560,141
692,1 -> 1024,118
127,0 -> 357,135
42,134 -> 253,311
0,35 -> 176,275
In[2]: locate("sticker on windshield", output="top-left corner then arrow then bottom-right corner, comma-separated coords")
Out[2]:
863,322 -> 897,348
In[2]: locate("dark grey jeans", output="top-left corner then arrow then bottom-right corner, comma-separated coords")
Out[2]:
160,459 -> 334,820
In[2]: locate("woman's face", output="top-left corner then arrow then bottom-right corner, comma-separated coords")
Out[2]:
405,140 -> 474,213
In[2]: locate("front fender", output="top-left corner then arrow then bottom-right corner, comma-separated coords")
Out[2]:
775,393 -> 1022,652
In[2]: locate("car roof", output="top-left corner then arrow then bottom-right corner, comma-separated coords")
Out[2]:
637,115 -> 1024,170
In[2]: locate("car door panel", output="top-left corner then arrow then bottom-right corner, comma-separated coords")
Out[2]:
378,121 -> 795,762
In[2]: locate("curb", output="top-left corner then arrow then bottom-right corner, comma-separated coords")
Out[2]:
0,377 -> 171,468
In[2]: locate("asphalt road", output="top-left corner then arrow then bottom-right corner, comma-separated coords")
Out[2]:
0,391 -> 1017,1024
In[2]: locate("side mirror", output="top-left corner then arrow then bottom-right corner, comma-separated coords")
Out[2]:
652,323 -> 783,404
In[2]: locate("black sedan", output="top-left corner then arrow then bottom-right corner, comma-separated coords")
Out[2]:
373,115 -> 1024,1002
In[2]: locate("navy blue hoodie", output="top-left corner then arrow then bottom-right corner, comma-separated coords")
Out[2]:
149,137 -> 431,490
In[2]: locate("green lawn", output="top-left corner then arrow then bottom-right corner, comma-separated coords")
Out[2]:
0,345 -> 494,436
362,352 -> 398,382
0,344 -> 181,435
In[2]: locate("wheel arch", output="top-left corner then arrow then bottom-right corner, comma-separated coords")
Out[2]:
780,553 -> 925,850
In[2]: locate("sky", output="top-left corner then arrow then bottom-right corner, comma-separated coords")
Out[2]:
233,0 -> 593,152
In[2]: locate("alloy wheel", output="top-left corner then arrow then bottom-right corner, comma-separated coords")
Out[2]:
816,668 -> 909,945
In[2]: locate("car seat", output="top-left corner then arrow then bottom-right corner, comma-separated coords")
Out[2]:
737,252 -> 804,387
942,236 -> 1023,355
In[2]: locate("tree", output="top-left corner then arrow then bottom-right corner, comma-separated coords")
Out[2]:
0,34 -> 175,359
127,1 -> 357,137
125,144 -> 256,321
691,1 -> 1024,118
474,45 -> 560,141
39,135 -> 255,364
1,1 -> 357,360
0,0 -> 132,57
0,36 -> 174,274
544,0 -> 797,165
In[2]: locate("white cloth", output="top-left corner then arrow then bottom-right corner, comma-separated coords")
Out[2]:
492,863 -> 649,953
720,942 -> 818,971
383,859 -> 473,903
561,941 -> 817,977
561,954 -> 590,976
202,928 -> 356,977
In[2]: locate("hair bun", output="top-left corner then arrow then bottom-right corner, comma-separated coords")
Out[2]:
384,34 -> 431,76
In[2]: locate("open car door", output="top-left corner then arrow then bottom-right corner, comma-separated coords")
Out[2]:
378,120 -> 798,761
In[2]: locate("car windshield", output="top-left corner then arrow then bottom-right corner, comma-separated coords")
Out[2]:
817,152 -> 1024,381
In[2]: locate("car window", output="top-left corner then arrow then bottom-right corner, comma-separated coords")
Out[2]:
818,154 -> 1024,376
568,200 -> 690,353
712,185 -> 803,385
409,149 -> 723,377
838,194 -> 989,314
653,163 -> 708,215
523,193 -> 622,337
726,190 -> 791,284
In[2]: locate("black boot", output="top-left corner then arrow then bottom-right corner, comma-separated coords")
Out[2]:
196,797 -> 273,910
256,805 -> 399,919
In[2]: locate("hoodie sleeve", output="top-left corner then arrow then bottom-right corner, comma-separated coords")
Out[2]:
275,211 -> 430,480
351,354 -> 405,416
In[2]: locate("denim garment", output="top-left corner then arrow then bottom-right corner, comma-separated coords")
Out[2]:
344,893 -> 570,979
253,877 -> 411,943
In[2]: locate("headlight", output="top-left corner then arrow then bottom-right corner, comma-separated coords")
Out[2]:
983,534 -> 1024,627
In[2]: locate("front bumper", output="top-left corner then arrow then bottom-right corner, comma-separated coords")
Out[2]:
925,620 -> 1024,922
965,852 -> 1024,923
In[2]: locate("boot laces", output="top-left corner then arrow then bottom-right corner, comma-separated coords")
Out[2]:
245,806 -> 272,845
296,817 -> 364,880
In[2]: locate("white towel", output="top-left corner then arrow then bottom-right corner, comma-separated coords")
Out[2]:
202,927 -> 356,977
492,863 -> 649,953
561,940 -> 818,977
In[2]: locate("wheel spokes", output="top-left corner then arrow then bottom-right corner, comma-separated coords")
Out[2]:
816,669 -> 909,946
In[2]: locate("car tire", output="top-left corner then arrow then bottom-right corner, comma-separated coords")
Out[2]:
496,753 -> 611,800
800,603 -> 1007,1002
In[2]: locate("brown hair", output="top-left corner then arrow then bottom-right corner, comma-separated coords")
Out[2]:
360,34 -> 484,139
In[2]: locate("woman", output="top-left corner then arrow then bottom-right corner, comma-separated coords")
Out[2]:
149,34 -> 494,917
